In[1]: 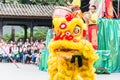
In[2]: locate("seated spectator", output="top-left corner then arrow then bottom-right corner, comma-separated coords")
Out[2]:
25,46 -> 32,64
11,43 -> 20,62
33,40 -> 39,47
17,39 -> 23,47
0,43 -> 3,62
22,45 -> 27,63
31,46 -> 39,64
18,45 -> 24,62
1,43 -> 9,62
24,38 -> 30,47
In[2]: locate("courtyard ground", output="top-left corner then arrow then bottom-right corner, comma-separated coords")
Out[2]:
0,63 -> 120,80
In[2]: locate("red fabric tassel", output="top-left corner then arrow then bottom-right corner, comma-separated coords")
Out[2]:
105,0 -> 114,18
88,25 -> 98,50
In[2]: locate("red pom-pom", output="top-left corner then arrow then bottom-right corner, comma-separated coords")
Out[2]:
65,13 -> 73,21
83,30 -> 86,37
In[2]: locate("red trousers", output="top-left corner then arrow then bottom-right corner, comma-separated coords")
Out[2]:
88,24 -> 98,50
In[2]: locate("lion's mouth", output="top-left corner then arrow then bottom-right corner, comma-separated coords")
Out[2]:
54,47 -> 83,67
55,47 -> 79,53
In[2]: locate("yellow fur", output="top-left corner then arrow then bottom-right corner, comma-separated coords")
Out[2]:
48,17 -> 98,80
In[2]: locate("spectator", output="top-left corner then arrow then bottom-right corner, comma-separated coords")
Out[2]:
11,43 -> 19,62
24,38 -> 30,47
22,45 -> 27,63
33,40 -> 39,47
25,46 -> 32,64
17,39 -> 23,47
1,43 -> 9,62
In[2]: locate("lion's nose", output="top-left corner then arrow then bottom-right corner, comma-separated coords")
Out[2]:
64,31 -> 73,40
54,31 -> 74,41
54,32 -> 65,40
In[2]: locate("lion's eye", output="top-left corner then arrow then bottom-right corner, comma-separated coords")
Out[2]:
65,31 -> 70,36
73,25 -> 81,35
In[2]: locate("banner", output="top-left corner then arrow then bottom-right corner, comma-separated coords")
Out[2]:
105,0 -> 114,18
94,50 -> 112,74
39,29 -> 52,71
98,19 -> 120,72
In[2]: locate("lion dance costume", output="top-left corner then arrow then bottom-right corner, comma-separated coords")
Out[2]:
48,8 -> 98,80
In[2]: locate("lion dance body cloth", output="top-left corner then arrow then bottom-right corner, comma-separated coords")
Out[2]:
48,8 -> 98,80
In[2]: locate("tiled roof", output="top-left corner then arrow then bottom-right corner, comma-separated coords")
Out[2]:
0,3 -> 55,19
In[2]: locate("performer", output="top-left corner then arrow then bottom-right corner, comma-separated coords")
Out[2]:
87,5 -> 98,50
71,0 -> 81,8
67,0 -> 82,18
67,0 -> 81,8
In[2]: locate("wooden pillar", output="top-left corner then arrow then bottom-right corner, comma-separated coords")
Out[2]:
11,26 -> 15,41
24,26 -> 28,41
118,0 -> 120,18
0,20 -> 3,39
30,20 -> 34,42
2,0 -> 6,4
0,27 -> 2,39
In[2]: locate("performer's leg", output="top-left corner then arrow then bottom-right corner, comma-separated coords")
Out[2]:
48,54 -> 58,80
88,25 -> 98,50
53,58 -> 74,80
79,61 -> 96,80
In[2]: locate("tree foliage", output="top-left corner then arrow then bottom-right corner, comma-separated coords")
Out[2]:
33,27 -> 48,40
3,0 -> 72,6
2,27 -> 48,43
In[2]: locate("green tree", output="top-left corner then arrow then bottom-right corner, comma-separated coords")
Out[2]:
2,27 -> 48,43
33,27 -> 48,40
4,0 -> 72,6
2,33 -> 11,43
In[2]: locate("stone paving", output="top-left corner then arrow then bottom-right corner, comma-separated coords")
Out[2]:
0,63 -> 120,80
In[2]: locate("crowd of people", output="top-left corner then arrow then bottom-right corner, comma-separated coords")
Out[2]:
0,39 -> 46,65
